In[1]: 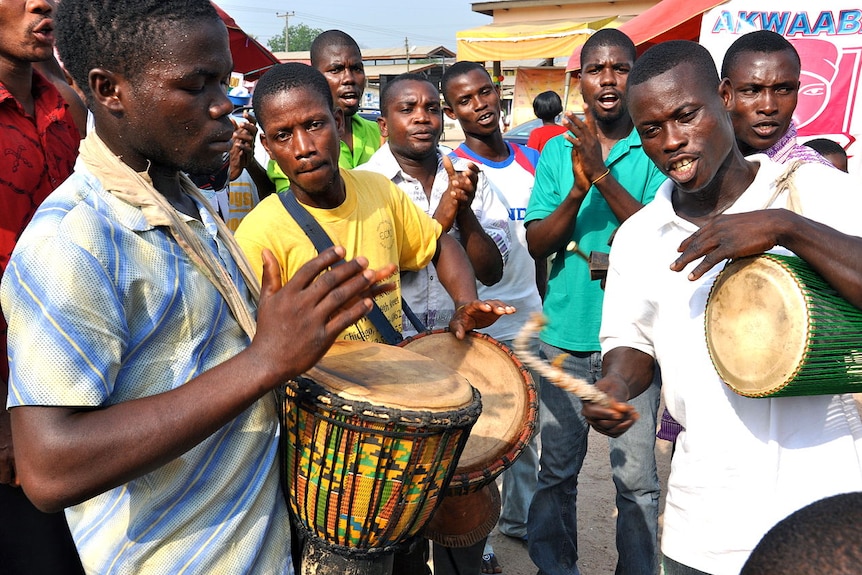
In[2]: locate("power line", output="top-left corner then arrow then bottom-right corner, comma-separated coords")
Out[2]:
216,2 -> 452,45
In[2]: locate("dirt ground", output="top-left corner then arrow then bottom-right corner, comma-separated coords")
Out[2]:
466,435 -> 673,575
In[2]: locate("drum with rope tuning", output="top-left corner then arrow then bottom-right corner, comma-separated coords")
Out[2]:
277,340 -> 481,570
399,330 -> 538,546
705,253 -> 862,398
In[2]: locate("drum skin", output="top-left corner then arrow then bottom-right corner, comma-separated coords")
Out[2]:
399,330 -> 539,495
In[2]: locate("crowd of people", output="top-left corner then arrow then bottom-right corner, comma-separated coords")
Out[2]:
1,1 -> 860,575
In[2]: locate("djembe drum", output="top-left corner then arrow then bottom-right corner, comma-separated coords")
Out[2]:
277,340 -> 482,574
399,330 -> 538,546
705,253 -> 862,397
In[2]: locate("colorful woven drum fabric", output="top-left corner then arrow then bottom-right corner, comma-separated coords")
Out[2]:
278,375 -> 480,556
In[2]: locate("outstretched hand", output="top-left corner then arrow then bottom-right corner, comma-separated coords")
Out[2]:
251,247 -> 396,379
448,299 -> 516,340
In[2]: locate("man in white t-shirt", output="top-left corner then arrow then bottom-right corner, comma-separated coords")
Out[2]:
583,40 -> 862,575
440,62 -> 545,562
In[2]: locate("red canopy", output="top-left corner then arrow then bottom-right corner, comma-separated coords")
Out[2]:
213,2 -> 280,79
566,0 -> 728,71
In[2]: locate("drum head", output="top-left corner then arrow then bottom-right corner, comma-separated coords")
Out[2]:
400,331 -> 537,489
305,340 -> 474,411
706,256 -> 809,397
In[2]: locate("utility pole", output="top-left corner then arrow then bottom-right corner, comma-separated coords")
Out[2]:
276,11 -> 294,51
405,37 -> 410,72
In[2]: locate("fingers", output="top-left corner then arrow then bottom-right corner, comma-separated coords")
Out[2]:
442,154 -> 456,178
581,102 -> 597,135
282,246 -> 349,291
259,249 -> 284,297
583,401 -> 639,437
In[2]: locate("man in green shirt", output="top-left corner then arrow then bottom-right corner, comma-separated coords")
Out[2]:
267,30 -> 381,191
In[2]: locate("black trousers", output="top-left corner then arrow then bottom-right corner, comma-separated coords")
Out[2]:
0,484 -> 84,575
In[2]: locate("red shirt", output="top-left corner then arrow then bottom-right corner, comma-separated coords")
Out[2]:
1,70 -> 80,381
527,123 -> 568,153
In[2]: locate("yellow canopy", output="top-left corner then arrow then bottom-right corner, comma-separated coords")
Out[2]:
456,17 -> 617,61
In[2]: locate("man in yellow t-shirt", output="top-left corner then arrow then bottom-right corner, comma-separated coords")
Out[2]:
237,62 -> 515,344
266,30 -> 382,193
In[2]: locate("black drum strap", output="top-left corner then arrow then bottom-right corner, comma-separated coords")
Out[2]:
278,190 -> 426,344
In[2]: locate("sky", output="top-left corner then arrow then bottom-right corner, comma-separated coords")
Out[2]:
214,0 -> 491,51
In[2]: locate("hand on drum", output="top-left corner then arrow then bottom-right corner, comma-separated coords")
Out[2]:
449,299 -> 516,340
671,210 -> 789,281
581,376 -> 640,438
252,246 -> 397,378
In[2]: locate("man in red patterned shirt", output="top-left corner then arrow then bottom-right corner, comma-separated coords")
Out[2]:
0,1 -> 82,573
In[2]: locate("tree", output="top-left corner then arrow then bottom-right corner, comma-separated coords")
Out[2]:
267,23 -> 324,52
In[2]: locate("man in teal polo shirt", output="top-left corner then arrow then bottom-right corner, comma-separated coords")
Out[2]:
523,29 -> 666,575
267,30 -> 381,191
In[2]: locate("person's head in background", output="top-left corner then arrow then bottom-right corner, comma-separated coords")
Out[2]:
377,73 -> 442,162
740,492 -> 862,575
532,90 -> 562,125
804,138 -> 848,172
310,29 -> 365,119
578,28 -> 637,127
440,60 -> 501,139
721,30 -> 801,155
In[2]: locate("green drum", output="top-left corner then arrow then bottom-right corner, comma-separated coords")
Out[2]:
705,254 -> 862,398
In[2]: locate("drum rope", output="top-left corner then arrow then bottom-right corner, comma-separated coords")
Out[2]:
514,313 -> 613,407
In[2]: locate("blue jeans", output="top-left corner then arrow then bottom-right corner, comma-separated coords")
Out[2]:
527,342 -> 661,575
497,337 -> 540,540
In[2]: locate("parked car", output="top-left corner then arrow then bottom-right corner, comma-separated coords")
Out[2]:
357,107 -> 381,122
502,114 -> 581,148
502,118 -> 544,147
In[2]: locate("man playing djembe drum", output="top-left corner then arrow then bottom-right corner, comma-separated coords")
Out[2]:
0,1 -> 401,574
582,40 -> 862,575
235,62 -> 516,572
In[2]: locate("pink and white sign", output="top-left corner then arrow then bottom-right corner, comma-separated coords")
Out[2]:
700,0 -> 862,173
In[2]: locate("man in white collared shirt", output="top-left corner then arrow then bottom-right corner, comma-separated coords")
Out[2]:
359,74 -> 510,338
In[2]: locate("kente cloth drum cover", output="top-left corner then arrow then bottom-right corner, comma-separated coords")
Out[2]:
399,330 -> 538,494
705,253 -> 862,398
277,340 -> 481,557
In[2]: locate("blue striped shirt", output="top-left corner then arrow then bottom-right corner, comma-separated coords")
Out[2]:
1,161 -> 291,574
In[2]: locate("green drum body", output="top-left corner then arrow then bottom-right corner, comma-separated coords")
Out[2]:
706,254 -> 862,398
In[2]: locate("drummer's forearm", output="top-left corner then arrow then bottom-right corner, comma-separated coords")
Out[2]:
779,214 -> 862,309
10,351 -> 278,512
434,234 -> 479,306
600,347 -> 656,401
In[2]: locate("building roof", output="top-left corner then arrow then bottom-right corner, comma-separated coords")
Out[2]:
273,45 -> 455,65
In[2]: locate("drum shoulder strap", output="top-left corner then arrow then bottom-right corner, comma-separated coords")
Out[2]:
763,159 -> 804,214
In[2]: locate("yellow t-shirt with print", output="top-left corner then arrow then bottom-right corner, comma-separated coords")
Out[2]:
236,169 -> 441,343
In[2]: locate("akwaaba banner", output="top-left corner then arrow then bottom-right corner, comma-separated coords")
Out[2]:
699,0 -> 862,172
